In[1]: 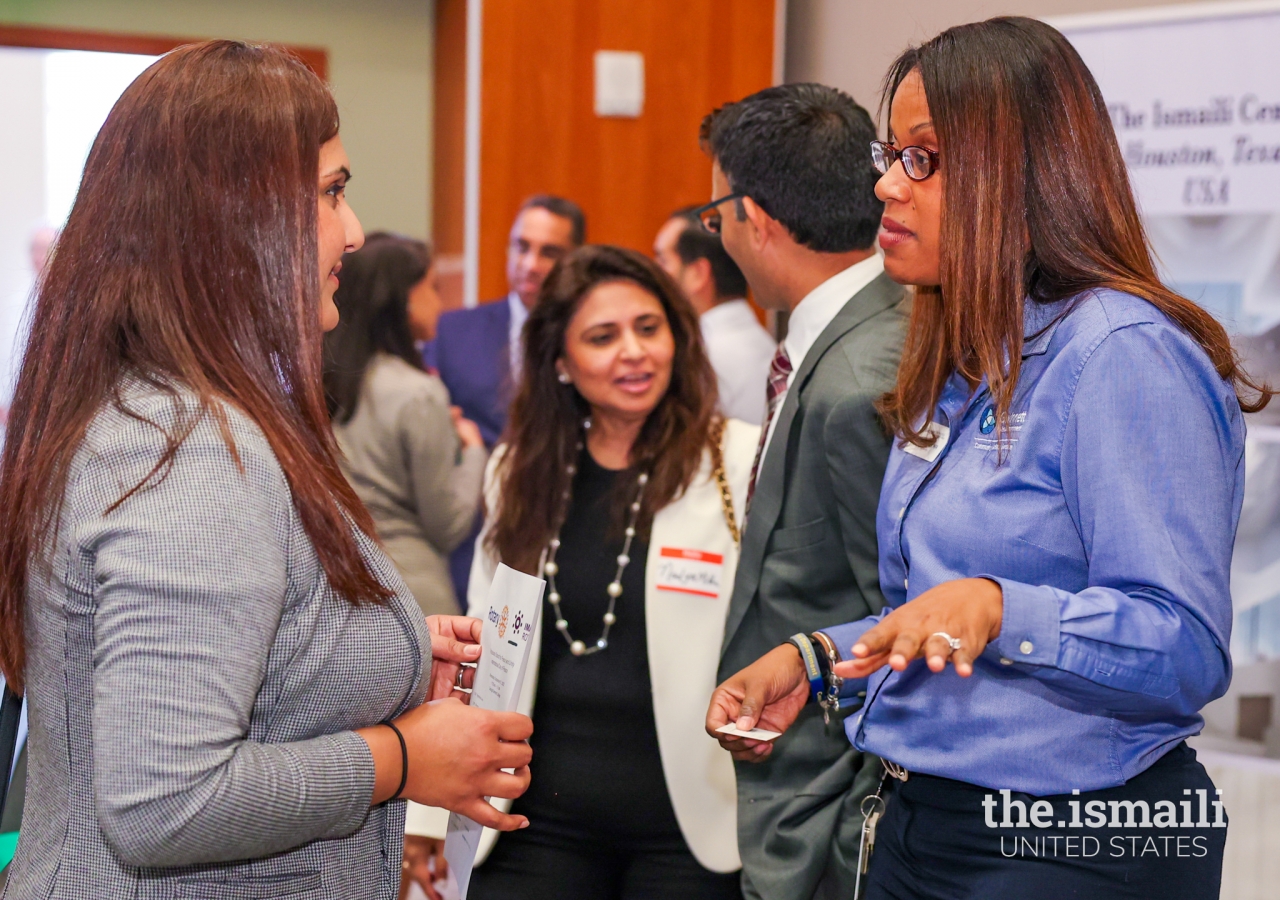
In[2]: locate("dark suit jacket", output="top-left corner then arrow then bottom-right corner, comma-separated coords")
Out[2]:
430,298 -> 513,448
721,271 -> 908,900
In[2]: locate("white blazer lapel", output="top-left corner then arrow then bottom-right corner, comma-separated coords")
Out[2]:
644,418 -> 756,873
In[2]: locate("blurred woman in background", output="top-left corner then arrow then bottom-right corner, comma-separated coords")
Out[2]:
325,233 -> 486,617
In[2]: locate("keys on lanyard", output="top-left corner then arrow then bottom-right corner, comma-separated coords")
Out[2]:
854,783 -> 885,898
854,760 -> 908,899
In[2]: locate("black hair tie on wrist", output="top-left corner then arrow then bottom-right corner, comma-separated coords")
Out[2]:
383,719 -> 409,801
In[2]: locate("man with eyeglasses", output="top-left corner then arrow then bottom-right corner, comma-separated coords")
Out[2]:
697,84 -> 908,900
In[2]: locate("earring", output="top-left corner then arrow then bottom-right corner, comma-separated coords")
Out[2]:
557,371 -> 572,385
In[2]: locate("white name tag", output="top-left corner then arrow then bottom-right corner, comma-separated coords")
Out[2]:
654,547 -> 724,598
901,423 -> 949,463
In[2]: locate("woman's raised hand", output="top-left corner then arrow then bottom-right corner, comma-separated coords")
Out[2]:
834,577 -> 1004,680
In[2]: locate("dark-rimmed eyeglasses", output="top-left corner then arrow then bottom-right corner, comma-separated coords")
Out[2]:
689,192 -> 745,234
870,141 -> 941,182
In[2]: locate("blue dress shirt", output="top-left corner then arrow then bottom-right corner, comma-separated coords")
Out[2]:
821,289 -> 1244,795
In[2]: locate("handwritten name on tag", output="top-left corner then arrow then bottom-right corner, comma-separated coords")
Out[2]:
655,547 -> 724,598
901,423 -> 950,463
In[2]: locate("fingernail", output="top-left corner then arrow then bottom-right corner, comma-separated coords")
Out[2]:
518,819 -> 530,828
466,645 -> 481,656
736,717 -> 753,730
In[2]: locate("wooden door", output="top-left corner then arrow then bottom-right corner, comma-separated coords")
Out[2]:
434,0 -> 777,308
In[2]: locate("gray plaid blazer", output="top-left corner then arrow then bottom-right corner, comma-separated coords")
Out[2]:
4,380 -> 431,899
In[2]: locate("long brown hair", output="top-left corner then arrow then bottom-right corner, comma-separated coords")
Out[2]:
487,245 -> 719,574
876,17 -> 1272,447
0,41 -> 391,691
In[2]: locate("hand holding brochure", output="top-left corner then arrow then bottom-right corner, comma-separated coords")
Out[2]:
442,564 -> 544,899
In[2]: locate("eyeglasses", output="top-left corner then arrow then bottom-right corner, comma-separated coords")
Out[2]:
689,192 -> 745,234
870,140 -> 941,182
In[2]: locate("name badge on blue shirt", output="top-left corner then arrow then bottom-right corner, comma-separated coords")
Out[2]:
901,423 -> 949,463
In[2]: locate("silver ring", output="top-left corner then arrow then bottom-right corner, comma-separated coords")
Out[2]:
455,667 -> 466,689
930,631 -> 962,652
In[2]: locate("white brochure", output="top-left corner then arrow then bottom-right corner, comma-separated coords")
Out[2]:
442,563 -> 544,900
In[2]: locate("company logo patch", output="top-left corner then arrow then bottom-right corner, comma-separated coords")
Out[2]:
975,411 -> 1027,452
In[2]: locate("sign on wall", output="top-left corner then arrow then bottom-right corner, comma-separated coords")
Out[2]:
1052,1 -> 1280,336
1071,20 -> 1280,215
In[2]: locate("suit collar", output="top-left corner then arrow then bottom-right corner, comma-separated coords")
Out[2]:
783,254 -> 885,373
787,269 -> 901,396
721,271 -> 903,650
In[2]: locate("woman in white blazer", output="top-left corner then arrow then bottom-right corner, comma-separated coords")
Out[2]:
406,246 -> 756,899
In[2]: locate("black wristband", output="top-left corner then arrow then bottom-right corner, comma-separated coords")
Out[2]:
383,719 -> 409,801
810,631 -> 840,676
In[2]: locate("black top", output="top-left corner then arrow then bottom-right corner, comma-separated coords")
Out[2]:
514,448 -> 680,839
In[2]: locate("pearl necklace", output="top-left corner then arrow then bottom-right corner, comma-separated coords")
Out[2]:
543,441 -> 649,657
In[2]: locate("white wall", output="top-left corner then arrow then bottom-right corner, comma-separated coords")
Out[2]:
0,48 -> 45,403
0,0 -> 435,240
784,0 -> 1245,113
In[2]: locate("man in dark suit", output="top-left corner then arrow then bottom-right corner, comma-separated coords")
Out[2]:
430,195 -> 585,599
699,84 -> 908,899
432,195 -> 585,446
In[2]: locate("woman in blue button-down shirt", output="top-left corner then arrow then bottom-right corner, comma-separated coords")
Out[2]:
707,17 -> 1273,899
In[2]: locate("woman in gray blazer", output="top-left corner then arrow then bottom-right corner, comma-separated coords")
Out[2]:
325,234 -> 487,618
0,42 -> 531,900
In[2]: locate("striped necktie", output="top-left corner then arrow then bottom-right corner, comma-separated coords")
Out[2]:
746,343 -> 793,513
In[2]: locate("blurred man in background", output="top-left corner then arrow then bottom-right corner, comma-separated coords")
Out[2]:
654,211 -> 773,424
430,194 -> 585,602
432,195 -> 585,446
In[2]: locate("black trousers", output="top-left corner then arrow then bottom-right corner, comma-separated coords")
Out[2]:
468,815 -> 743,900
864,742 -> 1225,900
